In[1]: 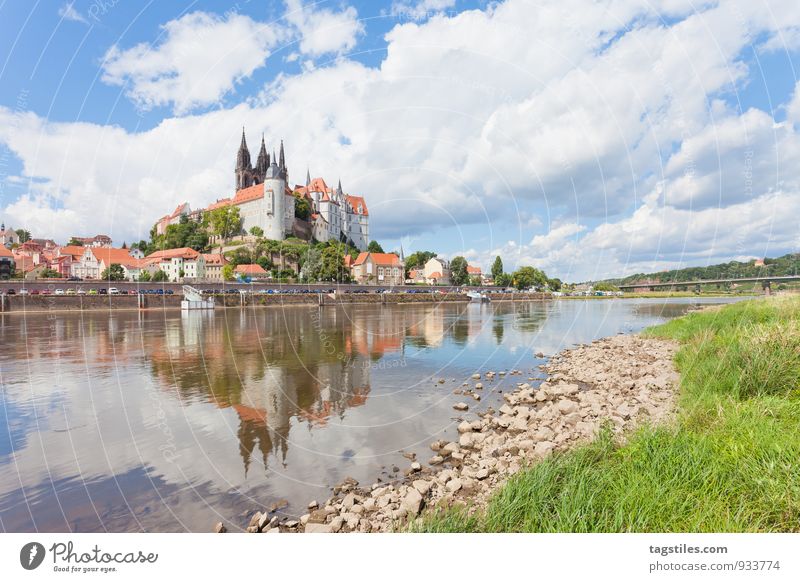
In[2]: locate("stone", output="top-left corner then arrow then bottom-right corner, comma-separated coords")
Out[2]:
410,461 -> 422,472
402,488 -> 424,517
429,455 -> 444,465
266,527 -> 281,534
268,499 -> 289,513
458,421 -> 473,433
412,480 -> 432,495
556,399 -> 579,415
446,478 -> 463,492
308,500 -> 319,509
454,402 -> 469,411
342,493 -> 357,510
213,522 -> 227,533
284,520 -> 299,528
249,512 -> 263,528
475,383 -> 484,390
564,412 -> 582,426
534,441 -> 556,458
459,433 -> 474,448
257,512 -> 273,532
305,523 -> 333,533
475,468 -> 490,480
499,404 -> 514,416
307,509 -> 328,524
472,373 -> 481,379
329,516 -> 345,533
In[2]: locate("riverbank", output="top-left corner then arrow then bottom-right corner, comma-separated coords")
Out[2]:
415,295 -> 800,532
223,327 -> 681,533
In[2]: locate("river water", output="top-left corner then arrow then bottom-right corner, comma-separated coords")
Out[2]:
0,297 -> 742,532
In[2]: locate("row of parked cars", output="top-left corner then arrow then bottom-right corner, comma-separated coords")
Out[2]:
3,288 -> 176,296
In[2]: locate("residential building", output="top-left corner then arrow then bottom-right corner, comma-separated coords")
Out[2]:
155,202 -> 203,236
71,234 -> 112,247
73,247 -> 145,280
0,224 -> 20,248
295,176 -> 369,250
350,252 -> 404,286
234,263 -> 269,280
202,253 -> 228,281
423,257 -> 451,285
144,247 -> 205,282
0,244 -> 14,278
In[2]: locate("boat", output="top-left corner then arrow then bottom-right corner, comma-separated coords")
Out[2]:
466,291 -> 490,303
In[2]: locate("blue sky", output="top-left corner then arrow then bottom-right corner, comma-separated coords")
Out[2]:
1,0 -> 799,281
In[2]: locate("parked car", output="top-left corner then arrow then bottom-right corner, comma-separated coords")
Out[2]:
67,276 -> 81,281
5,288 -> 16,295
30,289 -> 40,295
55,289 -> 65,295
19,289 -> 29,295
87,289 -> 97,295
66,289 -> 76,295
108,288 -> 120,295
98,288 -> 108,295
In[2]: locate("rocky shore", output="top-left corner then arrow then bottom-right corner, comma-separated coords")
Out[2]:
215,333 -> 679,534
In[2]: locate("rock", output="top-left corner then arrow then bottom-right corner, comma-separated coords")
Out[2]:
509,416 -> 529,432
475,383 -> 484,390
472,373 -> 481,380
268,499 -> 289,513
410,461 -> 422,472
412,480 -> 432,495
458,421 -> 473,433
459,433 -> 474,448
307,509 -> 328,524
564,412 -> 582,426
453,402 -> 469,411
534,441 -> 556,458
305,523 -> 333,533
329,516 -> 345,533
446,478 -> 463,492
213,522 -> 227,533
429,455 -> 444,465
476,468 -> 490,480
556,399 -> 579,415
342,493 -> 357,510
266,527 -> 281,534
402,488 -> 424,517
249,512 -> 263,529
536,351 -> 545,358
284,520 -> 299,528
257,512 -> 273,532
307,500 -> 319,510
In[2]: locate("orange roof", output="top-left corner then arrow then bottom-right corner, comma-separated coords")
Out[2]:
202,253 -> 227,266
343,255 -> 353,268
428,272 -> 442,278
90,247 -> 140,267
0,245 -> 12,258
170,202 -> 189,219
409,269 -> 419,278
306,177 -> 331,193
353,252 -> 401,267
58,245 -> 86,260
232,183 -> 263,205
146,247 -> 200,261
467,265 -> 481,274
234,263 -> 267,275
345,195 -> 369,216
207,198 -> 232,210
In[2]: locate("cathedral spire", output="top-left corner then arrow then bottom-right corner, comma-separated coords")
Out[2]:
306,167 -> 311,187
279,140 -> 285,170
255,133 -> 269,181
236,127 -> 251,170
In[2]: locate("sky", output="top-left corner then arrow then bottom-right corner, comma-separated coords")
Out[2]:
0,0 -> 799,282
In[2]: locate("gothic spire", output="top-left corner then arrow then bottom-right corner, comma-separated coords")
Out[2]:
306,167 -> 311,187
337,179 -> 343,195
279,140 -> 285,170
236,126 -> 251,170
255,133 -> 269,180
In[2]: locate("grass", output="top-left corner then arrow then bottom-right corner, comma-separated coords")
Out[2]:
415,296 -> 800,532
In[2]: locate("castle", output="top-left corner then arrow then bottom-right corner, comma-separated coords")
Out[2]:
155,129 -> 369,251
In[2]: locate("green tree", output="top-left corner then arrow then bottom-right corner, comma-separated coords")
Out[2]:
256,256 -> 273,271
221,264 -> 234,282
67,237 -> 84,246
40,268 -> 62,278
450,256 -> 469,286
593,282 -> 619,292
100,264 -> 126,281
512,266 -> 548,290
491,256 -> 504,281
206,206 -> 243,242
15,229 -> 31,243
151,269 -> 169,282
547,277 -> 563,291
367,240 -> 384,253
494,272 -> 512,287
138,270 -> 152,282
249,226 -> 264,237
294,195 -> 311,220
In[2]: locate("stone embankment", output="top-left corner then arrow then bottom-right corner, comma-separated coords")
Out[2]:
216,333 -> 679,534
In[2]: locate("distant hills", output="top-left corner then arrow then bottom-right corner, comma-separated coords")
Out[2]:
597,253 -> 800,286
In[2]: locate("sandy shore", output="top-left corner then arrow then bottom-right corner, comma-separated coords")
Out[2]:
216,333 -> 679,534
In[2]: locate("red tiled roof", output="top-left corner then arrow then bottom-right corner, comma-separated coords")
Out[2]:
428,272 -> 442,279
59,245 -> 86,260
234,263 -> 267,275
202,253 -> 227,266
0,245 -> 12,258
146,247 -> 200,260
207,198 -> 232,210
467,265 -> 481,274
232,183 -> 263,204
345,195 -> 369,216
90,247 -> 140,267
353,252 -> 401,267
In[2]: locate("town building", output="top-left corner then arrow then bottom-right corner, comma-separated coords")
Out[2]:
0,245 -> 14,278
72,247 -> 146,280
294,176 -> 369,251
70,234 -> 112,247
422,257 -> 451,285
234,263 -> 269,280
144,248 -> 205,282
202,253 -> 228,281
0,224 -> 20,248
350,252 -> 404,286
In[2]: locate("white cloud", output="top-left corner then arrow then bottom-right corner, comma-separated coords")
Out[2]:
101,12 -> 288,114
390,0 -> 457,20
3,0 -> 800,280
58,2 -> 88,24
284,0 -> 365,57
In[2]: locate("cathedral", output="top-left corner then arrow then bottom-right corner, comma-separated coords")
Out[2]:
156,129 -> 369,250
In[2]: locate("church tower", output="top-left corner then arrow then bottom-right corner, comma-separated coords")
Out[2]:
254,134 -> 269,184
262,154 -> 287,241
235,128 -> 253,191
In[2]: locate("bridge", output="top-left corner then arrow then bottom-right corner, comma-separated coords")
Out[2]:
618,275 -> 800,291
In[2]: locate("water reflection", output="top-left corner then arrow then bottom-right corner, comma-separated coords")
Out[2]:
0,297 -> 742,532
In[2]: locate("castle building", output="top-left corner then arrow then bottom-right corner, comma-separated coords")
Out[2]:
156,130 -> 370,251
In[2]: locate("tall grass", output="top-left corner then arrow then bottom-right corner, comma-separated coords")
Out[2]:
416,296 -> 800,532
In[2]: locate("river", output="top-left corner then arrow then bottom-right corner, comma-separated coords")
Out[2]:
0,297 -> 743,532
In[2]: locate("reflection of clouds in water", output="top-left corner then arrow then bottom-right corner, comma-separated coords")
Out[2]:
0,298 -> 744,532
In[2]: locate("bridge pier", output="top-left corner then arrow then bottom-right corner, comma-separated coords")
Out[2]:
762,280 -> 771,296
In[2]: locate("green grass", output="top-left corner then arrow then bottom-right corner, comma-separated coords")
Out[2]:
416,296 -> 800,532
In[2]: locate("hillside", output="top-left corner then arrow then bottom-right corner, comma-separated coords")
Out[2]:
597,253 -> 800,286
